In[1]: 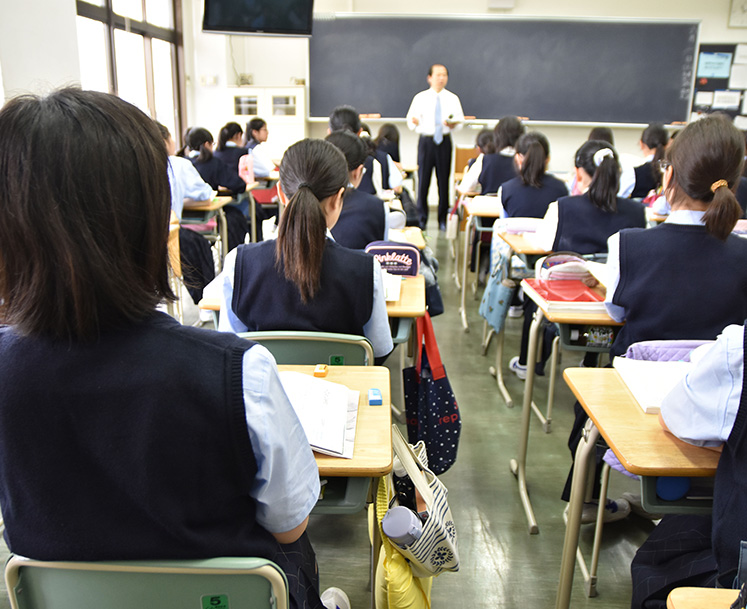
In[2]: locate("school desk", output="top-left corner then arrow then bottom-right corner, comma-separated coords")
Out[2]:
514,279 -> 624,535
279,364 -> 392,609
388,226 -> 427,250
458,197 -> 505,331
181,195 -> 235,269
556,368 -> 720,609
483,231 -> 550,410
666,587 -> 738,609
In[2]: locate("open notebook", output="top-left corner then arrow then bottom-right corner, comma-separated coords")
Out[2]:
278,371 -> 359,458
612,357 -> 691,414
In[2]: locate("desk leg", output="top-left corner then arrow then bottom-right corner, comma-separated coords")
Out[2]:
542,335 -> 561,434
510,307 -> 544,534
481,321 -> 494,355
216,208 -> 228,271
370,477 -> 381,609
556,420 -> 600,609
459,215 -> 474,331
489,327 -> 514,408
249,192 -> 257,243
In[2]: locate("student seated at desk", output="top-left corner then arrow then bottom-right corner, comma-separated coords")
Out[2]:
457,115 -> 523,196
0,88 -> 331,609
630,123 -> 668,199
187,127 -> 247,197
498,131 -> 568,219
217,138 -> 393,361
213,121 -> 248,173
630,323 -> 746,608
375,122 -> 401,164
243,117 -> 275,179
326,130 -> 388,249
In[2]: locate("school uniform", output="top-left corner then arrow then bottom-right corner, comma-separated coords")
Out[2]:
377,139 -> 400,163
190,154 -> 246,196
331,188 -> 387,250
500,174 -> 569,218
543,194 -> 646,254
457,148 -> 516,195
631,160 -> 656,199
167,155 -> 213,219
736,176 -> 747,217
217,239 -> 393,358
605,210 -> 747,357
0,312 -> 322,609
406,86 -> 465,228
214,143 -> 249,172
359,151 -> 403,198
246,138 -> 274,178
631,324 -> 746,607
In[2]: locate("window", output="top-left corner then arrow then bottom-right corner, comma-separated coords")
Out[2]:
76,0 -> 185,140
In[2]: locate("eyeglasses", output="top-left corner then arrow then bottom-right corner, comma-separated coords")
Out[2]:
657,159 -> 672,173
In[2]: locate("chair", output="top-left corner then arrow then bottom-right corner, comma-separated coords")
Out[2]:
239,330 -> 374,366
5,555 -> 288,609
239,330 -> 374,514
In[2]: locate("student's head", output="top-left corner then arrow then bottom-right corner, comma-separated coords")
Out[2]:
664,115 -> 744,240
640,123 -> 669,189
588,127 -> 614,146
245,117 -> 268,144
156,121 -> 176,156
515,132 -> 550,189
475,129 -> 496,155
217,121 -> 243,151
0,88 -> 174,341
325,130 -> 368,187
329,105 -> 361,134
376,123 -> 400,146
494,116 -> 525,151
427,64 -> 449,92
574,140 -> 621,213
187,127 -> 214,163
276,139 -> 348,303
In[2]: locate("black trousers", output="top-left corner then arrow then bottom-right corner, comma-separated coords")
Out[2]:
417,134 -> 452,228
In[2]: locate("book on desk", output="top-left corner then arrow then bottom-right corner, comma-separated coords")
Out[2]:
522,278 -> 607,313
612,357 -> 691,415
279,371 -> 359,458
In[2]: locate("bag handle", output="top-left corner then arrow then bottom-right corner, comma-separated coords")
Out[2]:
391,425 -> 435,506
420,313 -> 445,381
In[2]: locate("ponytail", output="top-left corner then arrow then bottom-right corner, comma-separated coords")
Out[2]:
667,115 -> 744,240
275,139 -> 348,303
641,123 -> 669,190
516,132 -> 549,189
575,140 -> 620,213
186,127 -> 214,164
217,122 -> 243,152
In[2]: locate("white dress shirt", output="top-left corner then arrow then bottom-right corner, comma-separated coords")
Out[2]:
167,155 -> 214,220
406,88 -> 465,136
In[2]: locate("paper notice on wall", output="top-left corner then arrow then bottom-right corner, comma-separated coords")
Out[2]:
735,44 -> 747,64
694,91 -> 714,107
712,90 -> 742,109
735,115 -> 747,130
730,64 -> 747,89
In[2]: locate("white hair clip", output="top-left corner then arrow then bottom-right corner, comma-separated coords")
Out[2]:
593,148 -> 614,167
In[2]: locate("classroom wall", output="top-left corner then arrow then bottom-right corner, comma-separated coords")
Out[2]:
0,0 -> 80,101
183,0 -> 747,171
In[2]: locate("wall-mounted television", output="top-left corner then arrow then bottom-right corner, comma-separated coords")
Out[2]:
202,0 -> 314,37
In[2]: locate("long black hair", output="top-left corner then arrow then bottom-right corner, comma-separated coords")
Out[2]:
575,140 -> 620,212
516,132 -> 550,189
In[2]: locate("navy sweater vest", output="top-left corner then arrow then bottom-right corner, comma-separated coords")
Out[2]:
553,194 -> 646,255
214,146 -> 248,172
479,153 -> 517,195
191,156 -> 246,195
331,188 -> 386,250
611,224 -> 747,356
631,161 -> 656,199
232,239 -> 374,336
501,174 -> 568,218
0,313 -> 278,562
712,324 -> 747,585
359,151 -> 391,195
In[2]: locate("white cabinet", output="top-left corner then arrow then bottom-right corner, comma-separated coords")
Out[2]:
226,86 -> 306,160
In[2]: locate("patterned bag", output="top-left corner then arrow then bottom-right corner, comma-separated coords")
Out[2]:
383,425 -> 460,579
403,313 -> 460,474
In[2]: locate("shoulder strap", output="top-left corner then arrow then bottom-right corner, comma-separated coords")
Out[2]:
391,425 -> 435,505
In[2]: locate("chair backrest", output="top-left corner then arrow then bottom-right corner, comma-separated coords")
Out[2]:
240,331 -> 374,366
454,146 -> 478,173
5,555 -> 288,609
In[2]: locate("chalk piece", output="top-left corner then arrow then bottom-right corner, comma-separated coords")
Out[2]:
313,364 -> 328,377
368,388 -> 383,406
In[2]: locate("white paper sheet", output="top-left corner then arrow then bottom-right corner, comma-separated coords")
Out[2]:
712,90 -> 742,109
730,63 -> 747,89
694,90 -> 714,107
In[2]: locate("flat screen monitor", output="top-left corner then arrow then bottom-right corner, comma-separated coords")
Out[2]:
202,0 -> 314,37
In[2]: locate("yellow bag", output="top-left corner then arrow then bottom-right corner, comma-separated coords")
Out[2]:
374,474 -> 433,609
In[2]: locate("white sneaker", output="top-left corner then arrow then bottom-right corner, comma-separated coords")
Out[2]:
508,305 -> 523,318
321,587 -> 351,609
621,492 -> 663,521
508,356 -> 527,380
580,497 -> 631,524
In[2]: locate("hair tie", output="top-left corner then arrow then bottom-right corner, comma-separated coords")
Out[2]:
593,148 -> 614,167
710,179 -> 728,193
297,182 -> 314,191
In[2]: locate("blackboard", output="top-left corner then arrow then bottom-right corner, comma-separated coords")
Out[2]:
309,16 -> 699,124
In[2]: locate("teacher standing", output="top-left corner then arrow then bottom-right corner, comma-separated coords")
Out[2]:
406,63 -> 464,230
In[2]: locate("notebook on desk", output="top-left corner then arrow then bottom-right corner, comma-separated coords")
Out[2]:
523,278 -> 606,313
612,357 -> 691,414
279,371 -> 359,458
